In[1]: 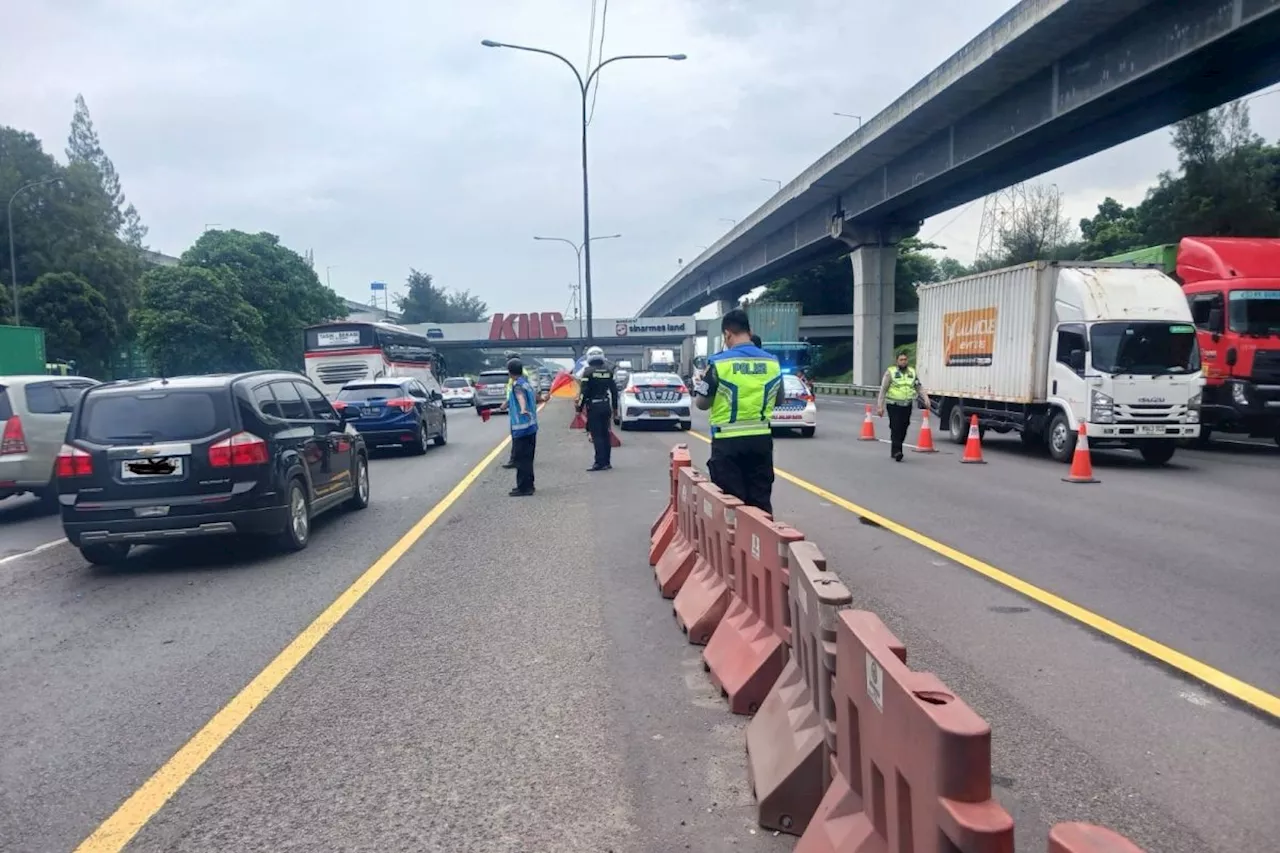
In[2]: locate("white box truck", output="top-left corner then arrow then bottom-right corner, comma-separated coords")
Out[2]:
917,261 -> 1203,465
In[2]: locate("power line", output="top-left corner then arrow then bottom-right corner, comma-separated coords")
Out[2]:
924,198 -> 981,242
586,0 -> 610,126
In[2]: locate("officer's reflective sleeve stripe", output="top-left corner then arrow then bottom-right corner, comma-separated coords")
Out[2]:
760,374 -> 783,420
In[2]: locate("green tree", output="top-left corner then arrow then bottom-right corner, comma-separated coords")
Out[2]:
181,229 -> 345,369
1078,197 -> 1143,259
66,94 -> 147,248
19,272 -> 117,375
135,265 -> 269,375
396,269 -> 488,323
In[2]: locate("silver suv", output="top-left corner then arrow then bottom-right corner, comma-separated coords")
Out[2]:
1,375 -> 99,503
473,370 -> 510,412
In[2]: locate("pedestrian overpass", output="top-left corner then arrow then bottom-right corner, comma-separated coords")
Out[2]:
637,0 -> 1280,384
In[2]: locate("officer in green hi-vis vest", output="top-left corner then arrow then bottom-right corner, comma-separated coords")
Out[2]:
876,350 -> 932,462
692,309 -> 786,514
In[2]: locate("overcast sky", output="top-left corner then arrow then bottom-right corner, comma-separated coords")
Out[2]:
4,0 -> 1279,322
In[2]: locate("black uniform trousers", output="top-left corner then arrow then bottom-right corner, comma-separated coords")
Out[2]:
586,399 -> 613,467
512,432 -> 536,493
707,433 -> 774,516
886,401 -> 913,457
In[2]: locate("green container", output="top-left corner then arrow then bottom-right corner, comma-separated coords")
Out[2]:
0,325 -> 47,375
1097,244 -> 1179,275
747,301 -> 802,344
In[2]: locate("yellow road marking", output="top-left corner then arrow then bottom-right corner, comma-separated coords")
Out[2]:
683,429 -> 1280,719
75,431 -> 519,852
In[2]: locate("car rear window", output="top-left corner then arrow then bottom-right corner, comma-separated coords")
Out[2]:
783,374 -> 807,394
476,373 -> 508,386
443,378 -> 470,388
80,390 -> 229,443
22,382 -> 62,414
338,385 -> 407,402
0,387 -> 12,420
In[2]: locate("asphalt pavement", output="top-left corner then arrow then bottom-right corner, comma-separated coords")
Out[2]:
0,493 -> 64,561
0,404 -> 789,853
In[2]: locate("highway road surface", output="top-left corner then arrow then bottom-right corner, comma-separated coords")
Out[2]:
3,398 -> 1276,852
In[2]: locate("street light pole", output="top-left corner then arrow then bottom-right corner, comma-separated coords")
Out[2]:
833,112 -> 863,128
483,39 -> 685,346
533,234 -> 621,340
7,176 -> 61,326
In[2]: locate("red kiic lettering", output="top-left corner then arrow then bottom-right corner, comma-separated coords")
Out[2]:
488,312 -> 569,341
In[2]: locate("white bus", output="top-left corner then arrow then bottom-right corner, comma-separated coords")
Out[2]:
304,321 -> 446,399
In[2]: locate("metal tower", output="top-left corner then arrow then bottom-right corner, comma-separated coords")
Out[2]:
974,183 -> 1028,264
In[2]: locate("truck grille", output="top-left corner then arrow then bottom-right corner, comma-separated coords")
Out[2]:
1252,350 -> 1280,384
1114,402 -> 1186,422
636,388 -> 681,403
317,361 -> 369,386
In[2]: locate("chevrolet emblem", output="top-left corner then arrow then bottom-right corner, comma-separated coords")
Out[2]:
137,447 -> 161,457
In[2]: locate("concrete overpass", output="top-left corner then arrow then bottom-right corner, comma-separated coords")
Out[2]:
694,312 -> 919,341
638,0 -> 1280,384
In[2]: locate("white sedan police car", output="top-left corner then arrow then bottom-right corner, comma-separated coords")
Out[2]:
771,373 -> 817,437
619,372 -> 692,431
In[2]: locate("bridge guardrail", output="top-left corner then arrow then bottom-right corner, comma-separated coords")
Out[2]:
811,382 -> 878,398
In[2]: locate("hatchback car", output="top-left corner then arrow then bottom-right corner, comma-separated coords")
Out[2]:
770,373 -> 817,437
57,372 -> 369,565
1,375 -> 99,504
619,372 -> 692,431
473,370 -> 510,413
440,376 -> 475,409
334,377 -> 447,453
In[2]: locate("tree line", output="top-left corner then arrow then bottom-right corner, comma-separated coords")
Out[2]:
755,98 -> 1280,377
1,96 -> 486,379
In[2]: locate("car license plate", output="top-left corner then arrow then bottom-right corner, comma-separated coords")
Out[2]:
121,456 -> 184,479
134,505 -> 170,518
1135,424 -> 1166,436
648,409 -> 670,417
364,407 -> 381,417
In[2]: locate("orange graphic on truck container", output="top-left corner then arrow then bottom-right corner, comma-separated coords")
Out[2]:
943,307 -> 997,366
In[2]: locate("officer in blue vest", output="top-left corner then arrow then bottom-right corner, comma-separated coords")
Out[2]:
692,309 -> 786,514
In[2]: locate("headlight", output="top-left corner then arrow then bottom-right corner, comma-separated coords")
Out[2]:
1231,381 -> 1249,407
1090,389 -> 1115,424
1187,391 -> 1201,423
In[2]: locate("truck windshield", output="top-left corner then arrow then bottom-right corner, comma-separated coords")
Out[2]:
1227,291 -> 1280,337
1090,322 -> 1200,375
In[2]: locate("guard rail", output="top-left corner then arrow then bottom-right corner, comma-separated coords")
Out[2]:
810,382 -> 878,398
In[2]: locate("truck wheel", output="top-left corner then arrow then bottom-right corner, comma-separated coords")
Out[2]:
947,406 -> 968,445
1047,412 -> 1076,463
1020,429 -> 1043,450
1138,441 -> 1177,466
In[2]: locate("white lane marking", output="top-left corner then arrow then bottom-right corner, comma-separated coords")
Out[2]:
0,538 -> 68,566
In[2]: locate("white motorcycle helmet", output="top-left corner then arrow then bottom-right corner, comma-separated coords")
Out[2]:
586,346 -> 605,364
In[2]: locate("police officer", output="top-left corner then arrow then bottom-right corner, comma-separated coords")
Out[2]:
876,350 -> 932,462
501,351 -> 521,469
577,345 -> 620,471
693,309 -> 785,514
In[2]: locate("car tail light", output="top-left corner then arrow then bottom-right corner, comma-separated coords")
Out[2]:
1,416 -> 28,455
800,393 -> 815,403
209,432 -> 269,467
675,384 -> 688,394
625,385 -> 638,395
332,399 -> 348,411
386,397 -> 416,413
55,444 -> 93,477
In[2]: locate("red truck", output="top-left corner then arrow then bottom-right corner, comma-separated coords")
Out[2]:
1102,238 -> 1280,446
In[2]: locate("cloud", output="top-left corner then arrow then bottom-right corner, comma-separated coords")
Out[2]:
3,0 -> 1278,321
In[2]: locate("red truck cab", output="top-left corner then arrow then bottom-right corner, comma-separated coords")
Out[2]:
1176,238 -> 1280,445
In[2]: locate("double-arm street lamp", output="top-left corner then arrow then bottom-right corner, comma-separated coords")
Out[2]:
481,39 -> 685,344
533,234 -> 621,339
7,176 -> 62,326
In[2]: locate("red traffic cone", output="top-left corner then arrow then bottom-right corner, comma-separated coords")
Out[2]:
478,407 -> 491,422
859,405 -> 877,441
913,413 -> 938,453
1062,423 -> 1099,483
609,427 -> 622,448
960,414 -> 986,464
570,408 -> 586,430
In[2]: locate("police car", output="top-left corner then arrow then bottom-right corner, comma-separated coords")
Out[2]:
770,373 -> 817,437
619,372 -> 692,431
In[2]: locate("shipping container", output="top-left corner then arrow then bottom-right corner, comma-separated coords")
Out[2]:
747,302 -> 801,344
0,325 -> 47,375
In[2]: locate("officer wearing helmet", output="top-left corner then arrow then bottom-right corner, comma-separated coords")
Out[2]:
577,345 -> 619,471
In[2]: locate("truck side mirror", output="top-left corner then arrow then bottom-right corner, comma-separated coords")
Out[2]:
1226,347 -> 1238,367
1207,307 -> 1223,338
1069,349 -> 1085,372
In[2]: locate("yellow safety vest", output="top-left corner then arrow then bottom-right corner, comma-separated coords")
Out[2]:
708,349 -> 782,439
885,366 -> 917,403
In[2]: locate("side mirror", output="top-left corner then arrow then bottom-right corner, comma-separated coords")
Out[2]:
1207,307 -> 1224,337
1069,349 -> 1086,372
1225,347 -> 1238,367
338,406 -> 358,422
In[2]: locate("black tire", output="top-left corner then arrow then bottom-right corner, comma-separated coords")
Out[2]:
678,421 -> 691,431
1047,411 -> 1076,463
800,426 -> 816,438
1138,441 -> 1177,466
409,423 -> 430,455
434,417 -> 448,446
1020,429 -> 1043,450
80,543 -> 130,566
276,479 -> 311,552
346,454 -> 370,510
947,405 -> 968,446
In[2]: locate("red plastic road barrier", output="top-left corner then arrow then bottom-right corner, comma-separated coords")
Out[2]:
1048,823 -> 1148,853
655,466 -> 707,598
649,445 -> 691,566
704,506 -> 804,715
746,541 -> 852,835
797,610 -> 1014,853
673,481 -> 742,645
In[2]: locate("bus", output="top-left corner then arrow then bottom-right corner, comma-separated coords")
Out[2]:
304,321 -> 447,399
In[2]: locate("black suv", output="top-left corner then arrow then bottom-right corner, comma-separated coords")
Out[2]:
57,371 -> 370,565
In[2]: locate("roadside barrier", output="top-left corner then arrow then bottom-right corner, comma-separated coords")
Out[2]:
649,445 -> 691,566
1063,423 -> 1099,484
704,506 -> 804,715
648,447 -> 1151,853
673,482 -> 741,644
858,406 -> 877,441
811,382 -> 878,398
654,466 -> 706,598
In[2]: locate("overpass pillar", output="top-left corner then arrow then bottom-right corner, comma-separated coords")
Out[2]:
832,220 -> 918,386
710,298 -> 736,353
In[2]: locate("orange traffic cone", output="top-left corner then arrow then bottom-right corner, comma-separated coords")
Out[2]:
913,413 -> 938,453
609,427 -> 622,448
1062,423 -> 1099,483
960,414 -> 986,464
570,408 -> 586,430
859,405 -> 877,441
